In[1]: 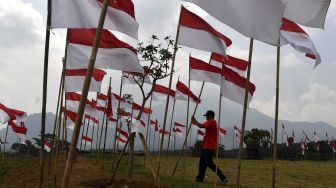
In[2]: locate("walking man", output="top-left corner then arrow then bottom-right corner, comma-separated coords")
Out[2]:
191,110 -> 228,184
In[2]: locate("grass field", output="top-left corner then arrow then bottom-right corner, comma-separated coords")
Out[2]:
85,154 -> 336,188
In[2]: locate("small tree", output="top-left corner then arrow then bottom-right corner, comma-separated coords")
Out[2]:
128,35 -> 176,118
244,128 -> 270,147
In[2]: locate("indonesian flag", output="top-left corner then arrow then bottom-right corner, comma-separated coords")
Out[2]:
44,139 -> 52,152
150,119 -> 159,132
8,121 -> 27,144
106,83 -> 113,118
65,92 -> 97,117
301,138 -> 305,155
184,0 -> 286,45
116,127 -> 128,148
210,53 -> 248,77
235,133 -> 241,141
314,131 -> 320,151
0,103 -> 26,124
221,65 -> 256,105
82,135 -> 93,146
282,124 -> 288,144
282,0 -> 331,29
62,107 -> 79,129
197,129 -> 205,140
173,127 -> 183,138
234,126 -> 241,135
96,92 -> 108,112
51,0 -> 139,39
280,18 -> 321,67
270,128 -> 274,144
303,131 -> 310,142
178,6 -> 231,56
85,115 -> 99,125
175,81 -> 201,103
190,56 -> 222,86
152,84 -> 176,101
132,102 -> 152,123
174,122 -> 186,128
219,127 -> 227,137
122,71 -> 152,85
64,69 -> 106,92
66,29 -> 143,73
159,129 -> 174,142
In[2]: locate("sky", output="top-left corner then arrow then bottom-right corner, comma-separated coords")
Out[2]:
0,0 -> 335,128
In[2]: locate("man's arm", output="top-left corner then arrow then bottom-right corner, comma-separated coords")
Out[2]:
191,116 -> 205,129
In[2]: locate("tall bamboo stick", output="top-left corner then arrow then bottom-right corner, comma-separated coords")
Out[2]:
61,0 -> 111,186
101,77 -> 112,169
236,38 -> 254,188
2,124 -> 9,162
163,98 -> 176,173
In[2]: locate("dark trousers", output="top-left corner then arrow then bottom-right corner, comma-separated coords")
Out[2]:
196,149 -> 226,182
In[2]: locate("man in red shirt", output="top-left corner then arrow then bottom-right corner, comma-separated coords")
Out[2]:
191,110 -> 227,184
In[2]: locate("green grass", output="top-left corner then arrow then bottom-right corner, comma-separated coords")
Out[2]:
86,153 -> 336,188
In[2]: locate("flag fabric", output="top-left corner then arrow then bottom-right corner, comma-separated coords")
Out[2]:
301,138 -> 305,155
210,53 -> 248,76
197,129 -> 205,140
132,102 -> 152,120
174,122 -> 186,128
152,84 -> 176,101
234,126 -> 241,135
62,107 -> 80,129
280,18 -> 321,67
173,127 -> 183,138
65,92 -> 97,117
0,103 -> 26,124
190,56 -> 222,86
332,142 -> 336,153
82,135 -> 93,146
85,115 -> 99,125
8,121 -> 27,144
175,81 -> 201,103
178,6 -> 232,56
64,69 -> 106,92
314,131 -> 320,151
106,83 -> 113,118
150,119 -> 159,132
219,127 -> 227,137
221,65 -> 256,105
184,0 -> 286,46
66,29 -> 143,73
116,127 -> 129,148
51,0 -> 139,39
282,0 -> 331,29
96,93 -> 108,112
44,139 -> 52,152
270,128 -> 274,144
122,71 -> 152,85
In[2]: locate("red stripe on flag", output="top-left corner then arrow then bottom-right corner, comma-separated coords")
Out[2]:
174,122 -> 186,128
8,121 -> 27,135
281,18 -> 308,36
153,84 -> 176,97
65,69 -> 106,81
190,56 -> 222,74
222,65 -> 256,95
97,0 -> 135,18
211,53 -> 248,71
176,81 -> 201,103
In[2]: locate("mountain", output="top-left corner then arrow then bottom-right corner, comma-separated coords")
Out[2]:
1,105 -> 335,151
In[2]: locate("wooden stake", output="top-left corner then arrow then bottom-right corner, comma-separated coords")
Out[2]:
90,123 -> 95,152
101,77 -> 112,169
184,62 -> 191,178
156,6 -> 182,186
272,46 -> 281,188
144,96 -> 153,164
84,119 -> 91,152
80,118 -> 87,152
236,38 -> 254,188
163,98 -> 176,173
61,0 -> 111,186
2,124 -> 9,162
54,84 -> 64,186
96,105 -> 107,164
40,0 -> 52,186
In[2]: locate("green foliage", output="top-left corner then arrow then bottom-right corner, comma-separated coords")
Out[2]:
244,128 -> 270,146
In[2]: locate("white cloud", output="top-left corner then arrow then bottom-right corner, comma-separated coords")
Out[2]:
251,83 -> 336,126
281,53 -> 307,69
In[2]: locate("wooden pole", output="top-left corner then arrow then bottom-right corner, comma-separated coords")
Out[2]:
90,123 -> 95,152
152,126 -> 156,154
61,0 -> 111,186
272,46 -> 281,188
101,78 -> 112,169
164,98 -> 176,173
2,124 -> 9,162
156,7 -> 182,185
184,63 -> 191,178
172,82 -> 205,176
84,119 -> 91,152
54,85 -> 64,186
144,96 -> 153,164
236,38 -> 254,188
80,118 -> 87,152
40,0 -> 52,186
96,105 -> 107,164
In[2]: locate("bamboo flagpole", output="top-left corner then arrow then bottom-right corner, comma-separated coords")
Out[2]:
2,123 -> 9,162
184,60 -> 191,177
83,118 -> 91,151
272,46 -> 281,188
80,118 -> 88,151
156,6 -> 182,186
163,97 -> 176,173
101,77 -> 112,169
90,122 -> 95,152
236,38 -> 254,188
96,102 -> 107,164
144,95 -> 153,164
61,0 -> 111,186
40,0 -> 52,186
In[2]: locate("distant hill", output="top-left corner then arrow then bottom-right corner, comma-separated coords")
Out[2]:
1,106 -> 335,151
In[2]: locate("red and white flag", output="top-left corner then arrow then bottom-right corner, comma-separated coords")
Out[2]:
314,131 -> 320,151
66,29 -> 143,73
184,0 -> 286,45
65,92 -> 97,117
178,6 -> 232,56
280,18 -> 321,67
175,81 -> 201,103
234,126 -> 241,136
65,69 -> 106,92
190,56 -> 222,86
150,119 -> 159,132
210,53 -> 248,77
132,102 -> 152,122
96,92 -> 108,112
116,127 -> 129,148
82,135 -> 93,146
62,107 -> 80,129
282,0 -> 331,29
174,122 -> 186,128
221,65 -> 256,105
173,127 -> 183,138
197,129 -> 205,140
301,138 -> 305,155
0,103 -> 26,124
8,121 -> 27,144
152,84 -> 175,101
51,0 -> 139,39
44,139 -> 52,152
85,115 -> 99,125
122,71 -> 152,85
219,127 -> 227,137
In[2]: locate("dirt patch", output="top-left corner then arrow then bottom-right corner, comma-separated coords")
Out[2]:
108,178 -> 155,188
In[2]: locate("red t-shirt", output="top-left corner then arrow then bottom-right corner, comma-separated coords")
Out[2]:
202,119 -> 217,149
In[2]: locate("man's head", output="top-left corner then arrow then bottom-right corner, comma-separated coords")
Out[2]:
203,110 -> 215,120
